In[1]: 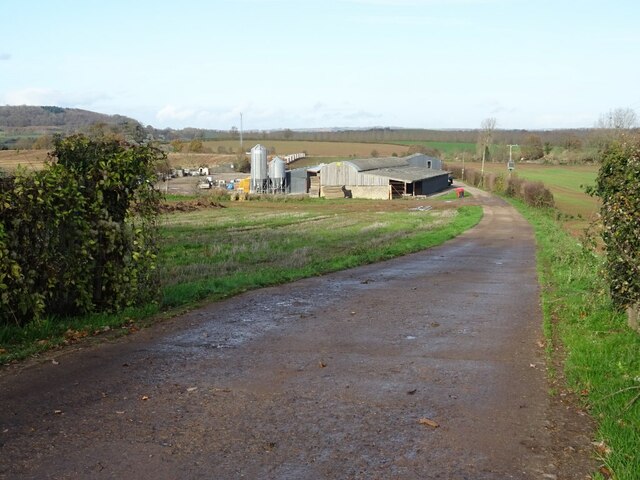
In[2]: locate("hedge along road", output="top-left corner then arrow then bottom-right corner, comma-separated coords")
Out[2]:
0,187 -> 595,479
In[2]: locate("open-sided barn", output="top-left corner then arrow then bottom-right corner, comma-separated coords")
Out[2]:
286,154 -> 450,199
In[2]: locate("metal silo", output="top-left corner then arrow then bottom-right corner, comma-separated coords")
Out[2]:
250,144 -> 268,193
268,156 -> 286,193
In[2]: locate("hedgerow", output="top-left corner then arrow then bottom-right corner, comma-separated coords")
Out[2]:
446,165 -> 555,209
589,140 -> 640,310
0,135 -> 163,325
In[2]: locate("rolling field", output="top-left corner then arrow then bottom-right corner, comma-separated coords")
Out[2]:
449,160 -> 598,215
448,160 -> 599,235
158,199 -> 481,307
203,140 -> 410,157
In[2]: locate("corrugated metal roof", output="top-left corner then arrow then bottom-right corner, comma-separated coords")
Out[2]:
347,157 -> 410,171
366,167 -> 449,183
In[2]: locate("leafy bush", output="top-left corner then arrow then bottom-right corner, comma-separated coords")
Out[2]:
0,135 -> 163,325
589,140 -> 640,309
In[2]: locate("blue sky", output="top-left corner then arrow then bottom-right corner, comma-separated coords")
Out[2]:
1,0 -> 639,130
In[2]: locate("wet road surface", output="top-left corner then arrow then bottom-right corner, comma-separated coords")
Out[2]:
0,188 -> 594,479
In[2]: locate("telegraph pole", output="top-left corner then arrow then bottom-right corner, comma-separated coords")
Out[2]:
507,144 -> 517,178
480,145 -> 486,187
240,112 -> 243,151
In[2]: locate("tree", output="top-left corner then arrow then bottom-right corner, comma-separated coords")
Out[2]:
170,139 -> 184,152
236,154 -> 250,173
230,126 -> 239,140
33,135 -> 53,150
592,107 -> 638,149
14,137 -> 35,150
565,135 -> 582,151
370,149 -> 379,158
597,107 -> 637,130
407,144 -> 442,158
283,128 -> 293,140
189,139 -> 204,153
478,117 -> 497,184
521,134 -> 544,160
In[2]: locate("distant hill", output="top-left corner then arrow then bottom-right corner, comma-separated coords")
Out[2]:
0,105 -> 139,130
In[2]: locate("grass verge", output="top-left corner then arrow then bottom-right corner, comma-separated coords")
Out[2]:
510,199 -> 640,479
1,201 -> 482,364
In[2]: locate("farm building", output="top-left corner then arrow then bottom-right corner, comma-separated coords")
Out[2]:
286,154 -> 449,199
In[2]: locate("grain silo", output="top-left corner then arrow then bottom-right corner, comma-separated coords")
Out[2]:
250,144 -> 268,193
268,156 -> 286,193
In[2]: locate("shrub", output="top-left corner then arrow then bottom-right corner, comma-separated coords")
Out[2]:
522,181 -> 555,208
0,135 -> 163,325
505,176 -> 524,198
589,140 -> 640,309
444,164 -> 554,209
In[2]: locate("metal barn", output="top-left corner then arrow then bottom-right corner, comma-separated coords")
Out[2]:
316,156 -> 450,199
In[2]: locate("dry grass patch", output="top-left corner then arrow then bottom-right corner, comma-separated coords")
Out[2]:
0,149 -> 50,171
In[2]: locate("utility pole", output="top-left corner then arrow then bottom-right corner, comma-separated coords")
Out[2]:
507,144 -> 517,178
480,146 -> 486,187
461,152 -> 466,181
240,112 -> 243,151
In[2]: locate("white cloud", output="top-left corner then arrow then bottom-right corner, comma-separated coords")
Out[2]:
155,105 -> 197,122
150,101 -> 385,129
3,87 -> 109,107
0,53 -> 10,61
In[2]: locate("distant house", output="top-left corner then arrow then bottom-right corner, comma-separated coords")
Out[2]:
286,154 -> 449,199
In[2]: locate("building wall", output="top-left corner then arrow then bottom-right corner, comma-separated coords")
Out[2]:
350,185 -> 390,199
407,154 -> 443,170
320,162 -> 387,187
419,174 -> 449,195
287,169 -> 308,194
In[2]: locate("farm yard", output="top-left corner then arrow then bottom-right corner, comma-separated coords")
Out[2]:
1,0 -> 639,472
1,133 -> 639,478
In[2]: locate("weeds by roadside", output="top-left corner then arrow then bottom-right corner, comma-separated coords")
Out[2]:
511,199 -> 640,480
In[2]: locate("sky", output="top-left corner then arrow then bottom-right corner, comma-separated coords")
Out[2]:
1,0 -> 640,131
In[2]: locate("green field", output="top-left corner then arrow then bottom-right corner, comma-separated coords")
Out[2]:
158,199 -> 482,307
391,140 -> 477,154
448,160 -> 599,233
0,198 -> 482,362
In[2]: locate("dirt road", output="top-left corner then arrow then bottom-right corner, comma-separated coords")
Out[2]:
0,188 -> 594,479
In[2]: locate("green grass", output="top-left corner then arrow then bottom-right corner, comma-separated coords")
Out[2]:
158,201 -> 482,307
435,190 -> 473,201
511,199 -> 640,479
1,199 -> 482,363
